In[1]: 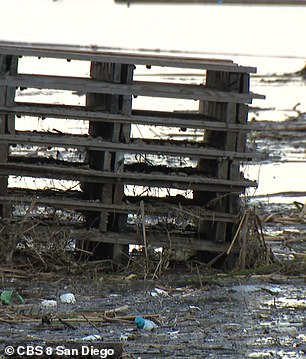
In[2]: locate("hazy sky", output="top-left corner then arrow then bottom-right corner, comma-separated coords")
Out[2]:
0,0 -> 305,58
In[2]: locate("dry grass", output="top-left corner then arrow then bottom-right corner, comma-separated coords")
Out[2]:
236,207 -> 274,270
0,217 -> 75,272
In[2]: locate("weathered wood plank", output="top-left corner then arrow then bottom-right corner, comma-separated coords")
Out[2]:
0,74 -> 264,103
0,103 -> 254,132
83,61 -> 133,262
0,41 -> 257,73
4,103 -> 300,132
0,162 -> 256,191
112,64 -> 134,208
0,132 -> 261,160
0,195 -> 238,223
86,62 -> 120,232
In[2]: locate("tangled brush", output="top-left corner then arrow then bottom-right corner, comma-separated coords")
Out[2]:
236,207 -> 274,270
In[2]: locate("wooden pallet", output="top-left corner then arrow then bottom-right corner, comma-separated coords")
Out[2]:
0,41 -> 264,261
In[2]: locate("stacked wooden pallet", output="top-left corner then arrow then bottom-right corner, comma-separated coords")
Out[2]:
0,41 -> 264,261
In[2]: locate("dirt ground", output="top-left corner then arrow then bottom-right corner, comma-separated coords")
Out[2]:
0,264 -> 305,359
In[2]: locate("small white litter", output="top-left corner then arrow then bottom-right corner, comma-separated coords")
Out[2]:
150,287 -> 169,297
40,299 -> 57,309
120,333 -> 128,341
81,334 -> 102,341
60,293 -> 76,304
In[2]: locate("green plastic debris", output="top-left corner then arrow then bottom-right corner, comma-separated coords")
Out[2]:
0,290 -> 25,305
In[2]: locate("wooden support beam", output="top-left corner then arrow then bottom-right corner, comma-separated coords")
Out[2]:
86,62 -> 120,232
0,74 -> 264,103
196,70 -> 251,244
0,132 -> 262,161
82,61 -> 134,262
228,74 -> 250,215
0,55 -> 18,218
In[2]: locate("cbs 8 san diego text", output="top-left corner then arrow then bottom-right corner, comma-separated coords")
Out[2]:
4,344 -> 116,358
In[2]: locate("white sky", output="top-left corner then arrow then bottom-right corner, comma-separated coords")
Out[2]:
0,0 -> 305,58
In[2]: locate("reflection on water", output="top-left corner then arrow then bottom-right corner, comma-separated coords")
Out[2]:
245,162 -> 306,202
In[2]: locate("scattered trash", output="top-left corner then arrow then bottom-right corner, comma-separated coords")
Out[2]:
81,334 -> 102,341
150,287 -> 169,297
135,316 -> 158,331
0,290 -> 25,305
60,293 -> 76,304
189,305 -> 201,312
120,331 -> 139,341
120,333 -> 128,341
168,330 -> 180,339
40,299 -> 57,310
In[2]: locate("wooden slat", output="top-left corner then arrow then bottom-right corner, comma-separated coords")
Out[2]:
0,195 -> 238,223
0,162 -> 256,191
0,103 -> 253,132
0,132 -> 262,160
10,103 -> 300,132
0,74 -> 264,103
73,229 -> 240,253
0,41 -> 257,73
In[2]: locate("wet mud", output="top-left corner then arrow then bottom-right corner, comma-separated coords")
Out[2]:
0,271 -> 305,358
